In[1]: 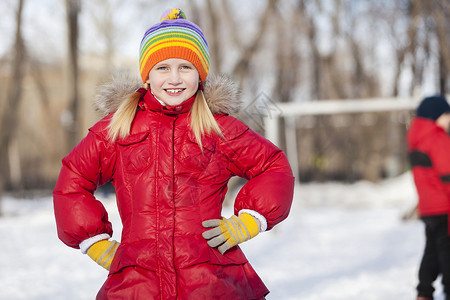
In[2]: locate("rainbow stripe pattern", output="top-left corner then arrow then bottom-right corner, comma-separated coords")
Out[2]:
139,9 -> 210,83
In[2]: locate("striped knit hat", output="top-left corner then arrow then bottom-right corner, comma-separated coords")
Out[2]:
139,8 -> 210,83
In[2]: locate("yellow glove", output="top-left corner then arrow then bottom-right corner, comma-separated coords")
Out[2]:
202,213 -> 260,254
87,239 -> 120,270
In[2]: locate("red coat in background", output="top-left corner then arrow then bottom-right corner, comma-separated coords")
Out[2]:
53,75 -> 295,299
407,117 -> 450,218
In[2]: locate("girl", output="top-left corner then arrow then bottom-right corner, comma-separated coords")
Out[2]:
54,8 -> 294,299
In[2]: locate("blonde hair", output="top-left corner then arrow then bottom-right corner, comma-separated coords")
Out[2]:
107,89 -> 142,142
107,87 -> 222,148
190,90 -> 223,148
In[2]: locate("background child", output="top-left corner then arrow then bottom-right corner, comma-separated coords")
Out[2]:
407,95 -> 450,300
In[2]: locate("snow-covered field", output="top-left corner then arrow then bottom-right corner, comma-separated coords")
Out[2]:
0,172 -> 445,300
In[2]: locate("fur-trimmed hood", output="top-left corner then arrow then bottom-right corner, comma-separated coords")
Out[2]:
94,73 -> 241,116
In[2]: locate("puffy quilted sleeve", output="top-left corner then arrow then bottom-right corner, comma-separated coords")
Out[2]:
218,116 -> 295,231
53,126 -> 116,249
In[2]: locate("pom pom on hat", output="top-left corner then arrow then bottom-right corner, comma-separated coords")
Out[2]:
160,8 -> 186,21
417,95 -> 450,121
139,8 -> 210,83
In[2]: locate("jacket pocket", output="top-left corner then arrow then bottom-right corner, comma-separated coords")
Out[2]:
117,132 -> 152,174
174,230 -> 249,269
179,131 -> 216,173
109,240 -> 158,274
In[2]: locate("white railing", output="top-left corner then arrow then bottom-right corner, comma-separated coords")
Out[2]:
263,97 -> 422,183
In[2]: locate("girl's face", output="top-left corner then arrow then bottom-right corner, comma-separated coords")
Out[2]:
436,113 -> 450,133
147,58 -> 200,106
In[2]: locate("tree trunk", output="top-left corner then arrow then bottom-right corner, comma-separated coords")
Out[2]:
433,3 -> 450,94
65,0 -> 81,151
0,0 -> 26,215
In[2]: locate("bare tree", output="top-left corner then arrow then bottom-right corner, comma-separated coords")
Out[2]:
385,0 -> 449,96
223,0 -> 277,88
204,0 -> 221,73
432,1 -> 450,94
65,0 -> 81,151
86,0 -> 133,77
0,0 -> 26,214
273,2 -> 302,103
88,0 -> 116,76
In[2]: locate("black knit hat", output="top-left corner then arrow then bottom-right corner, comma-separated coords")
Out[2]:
417,95 -> 450,121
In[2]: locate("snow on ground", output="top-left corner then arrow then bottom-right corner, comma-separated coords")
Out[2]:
0,172 -> 446,300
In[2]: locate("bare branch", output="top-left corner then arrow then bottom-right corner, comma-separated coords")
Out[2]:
230,0 -> 277,86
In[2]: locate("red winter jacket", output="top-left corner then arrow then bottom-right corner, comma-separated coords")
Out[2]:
407,117 -> 450,217
53,75 -> 295,299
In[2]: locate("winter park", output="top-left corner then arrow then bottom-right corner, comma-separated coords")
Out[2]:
1,1 -> 450,300
0,172 -> 442,299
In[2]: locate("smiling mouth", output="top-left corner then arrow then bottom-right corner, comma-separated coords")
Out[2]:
165,88 -> 185,94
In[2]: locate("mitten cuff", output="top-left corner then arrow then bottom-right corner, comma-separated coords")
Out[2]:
238,209 -> 267,232
79,233 -> 111,254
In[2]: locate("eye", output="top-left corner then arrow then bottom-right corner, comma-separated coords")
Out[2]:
156,66 -> 168,71
181,65 -> 193,70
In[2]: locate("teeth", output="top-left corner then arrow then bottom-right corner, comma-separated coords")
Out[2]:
166,89 -> 183,94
